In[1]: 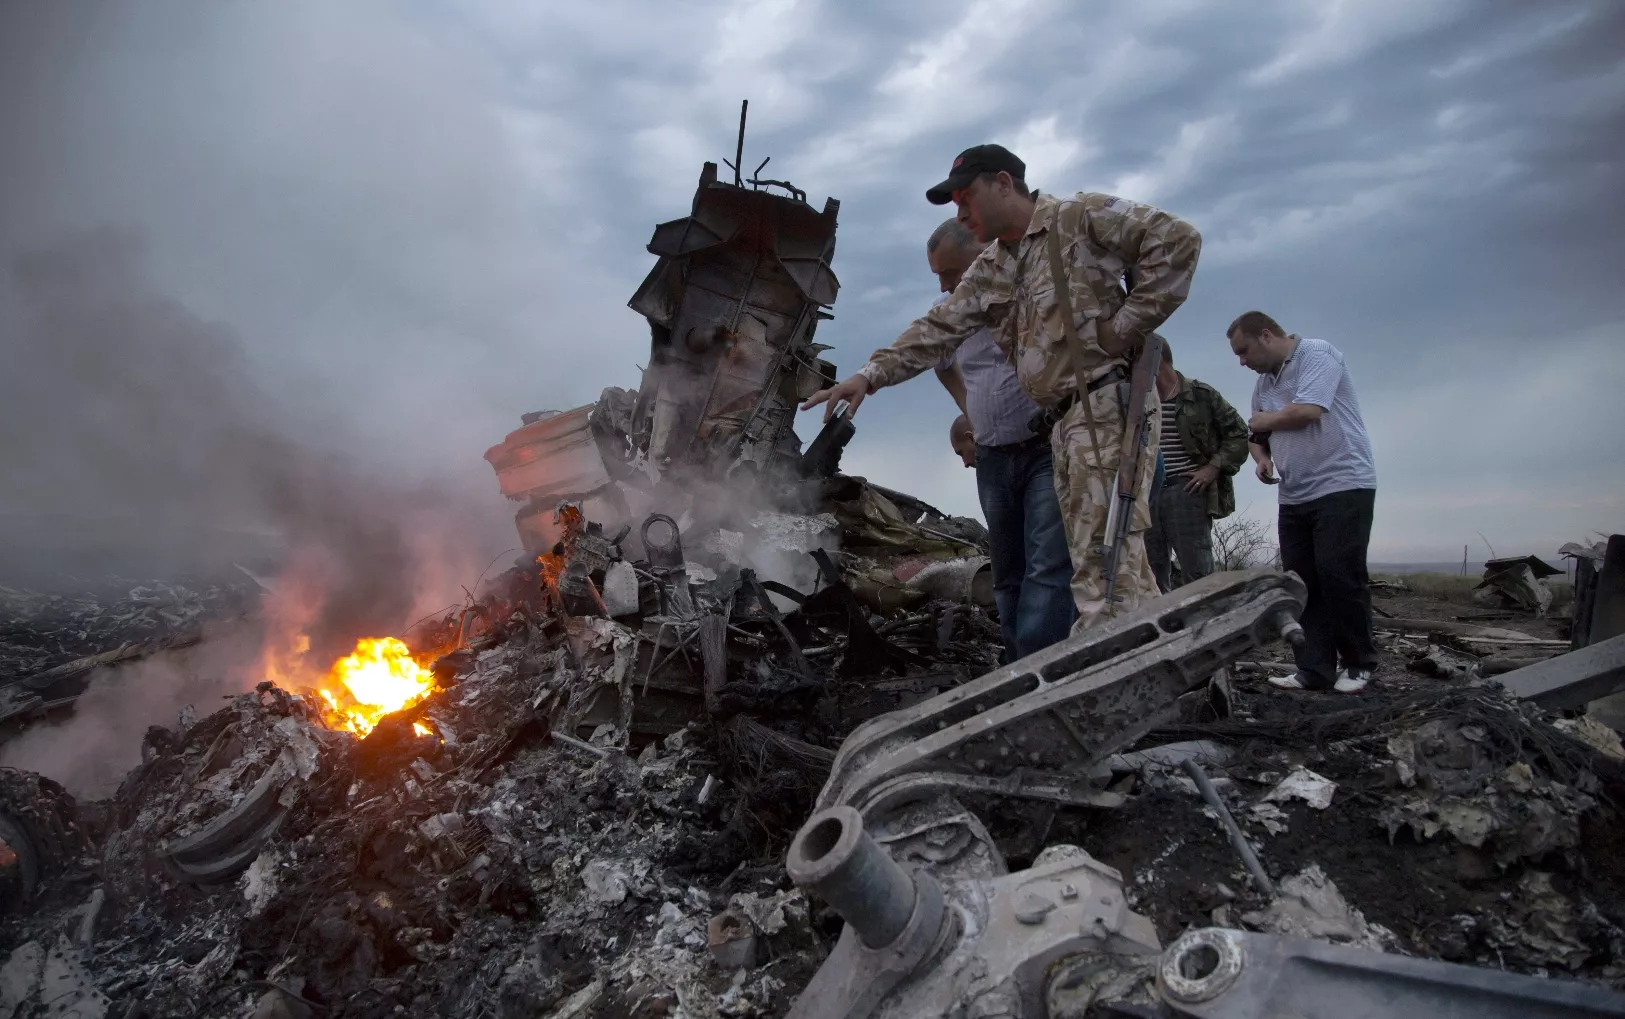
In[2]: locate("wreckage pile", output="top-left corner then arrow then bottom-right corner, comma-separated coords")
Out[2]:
2,548 -> 1623,1017
0,537 -> 1014,1018
0,571 -> 264,742
1122,680 -> 1625,976
0,573 -> 260,681
3,125 -> 1625,1018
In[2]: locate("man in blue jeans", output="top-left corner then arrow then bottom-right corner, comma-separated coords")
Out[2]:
928,219 -> 1075,661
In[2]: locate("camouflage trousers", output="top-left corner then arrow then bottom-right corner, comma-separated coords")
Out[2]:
1049,382 -> 1161,632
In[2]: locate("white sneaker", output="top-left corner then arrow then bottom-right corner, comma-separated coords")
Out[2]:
1334,669 -> 1372,694
1268,673 -> 1309,690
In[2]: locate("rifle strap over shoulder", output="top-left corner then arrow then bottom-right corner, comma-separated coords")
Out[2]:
1045,225 -> 1106,468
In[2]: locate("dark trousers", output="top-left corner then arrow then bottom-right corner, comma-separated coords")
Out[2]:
1146,477 -> 1215,593
976,440 -> 1077,662
1278,488 -> 1378,689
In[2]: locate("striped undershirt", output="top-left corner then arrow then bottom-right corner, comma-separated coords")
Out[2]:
1158,402 -> 1196,477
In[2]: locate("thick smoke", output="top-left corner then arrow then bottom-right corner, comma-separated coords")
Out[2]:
0,229 -> 465,651
0,228 -> 497,793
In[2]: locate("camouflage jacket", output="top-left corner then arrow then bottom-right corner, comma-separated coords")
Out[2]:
857,191 -> 1202,407
1167,371 -> 1250,519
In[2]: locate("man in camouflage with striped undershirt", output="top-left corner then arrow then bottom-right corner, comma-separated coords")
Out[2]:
803,144 -> 1203,632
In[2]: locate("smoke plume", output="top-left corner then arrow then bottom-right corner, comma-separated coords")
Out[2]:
0,227 -> 500,792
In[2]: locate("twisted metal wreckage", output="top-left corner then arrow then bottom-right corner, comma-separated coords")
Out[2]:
2,107 -> 1624,1017
477,107 -> 1625,1018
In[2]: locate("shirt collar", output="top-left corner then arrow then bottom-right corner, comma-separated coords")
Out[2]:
1268,334 -> 1304,383
1024,191 -> 1057,239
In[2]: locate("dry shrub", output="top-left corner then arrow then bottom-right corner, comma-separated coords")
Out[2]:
1213,515 -> 1280,571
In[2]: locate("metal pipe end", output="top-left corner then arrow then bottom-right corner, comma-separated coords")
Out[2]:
1272,609 -> 1306,649
786,805 -> 864,889
1159,927 -> 1244,1004
786,806 -> 921,949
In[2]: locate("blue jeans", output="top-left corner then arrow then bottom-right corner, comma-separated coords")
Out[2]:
976,441 -> 1077,662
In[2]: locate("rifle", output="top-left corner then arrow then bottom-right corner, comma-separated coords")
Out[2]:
1100,331 -> 1165,612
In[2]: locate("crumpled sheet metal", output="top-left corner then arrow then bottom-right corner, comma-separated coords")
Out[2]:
162,749 -> 295,884
1158,926 -> 1625,1019
627,159 -> 839,469
1378,719 -> 1595,866
1475,561 -> 1555,615
1239,865 -> 1393,950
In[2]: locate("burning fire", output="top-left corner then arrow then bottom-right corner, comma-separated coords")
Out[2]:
317,636 -> 437,737
537,504 -> 584,591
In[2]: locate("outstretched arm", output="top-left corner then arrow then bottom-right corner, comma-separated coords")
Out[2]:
802,263 -> 994,421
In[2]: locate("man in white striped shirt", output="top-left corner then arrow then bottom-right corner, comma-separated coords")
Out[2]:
928,219 -> 1075,661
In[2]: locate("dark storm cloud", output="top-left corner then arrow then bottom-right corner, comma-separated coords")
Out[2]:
3,0 -> 1619,565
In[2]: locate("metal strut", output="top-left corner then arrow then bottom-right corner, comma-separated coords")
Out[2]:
1159,927 -> 1625,1019
785,569 -> 1308,1019
813,568 -> 1307,820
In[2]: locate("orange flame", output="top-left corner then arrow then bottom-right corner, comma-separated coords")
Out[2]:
537,504 -> 585,596
317,637 -> 437,737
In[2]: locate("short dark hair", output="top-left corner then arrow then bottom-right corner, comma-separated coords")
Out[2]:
927,218 -> 979,255
976,171 -> 1031,199
1227,311 -> 1285,342
1159,335 -> 1174,367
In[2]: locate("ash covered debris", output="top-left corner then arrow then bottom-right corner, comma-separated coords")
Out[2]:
1,124 -> 1624,1019
0,573 -> 261,684
0,528 -> 1010,1018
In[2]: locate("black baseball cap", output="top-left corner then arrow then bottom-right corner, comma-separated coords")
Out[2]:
925,144 -> 1026,205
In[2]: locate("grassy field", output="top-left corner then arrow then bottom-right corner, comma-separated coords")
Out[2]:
1372,571 -> 1480,601
1372,570 -> 1575,613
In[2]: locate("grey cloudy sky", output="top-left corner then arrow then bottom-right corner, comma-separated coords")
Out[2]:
2,0 -> 1621,568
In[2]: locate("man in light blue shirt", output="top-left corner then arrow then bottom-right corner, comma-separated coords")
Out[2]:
929,220 -> 1074,661
1228,310 -> 1378,694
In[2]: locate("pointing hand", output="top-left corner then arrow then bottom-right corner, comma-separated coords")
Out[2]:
801,374 -> 873,422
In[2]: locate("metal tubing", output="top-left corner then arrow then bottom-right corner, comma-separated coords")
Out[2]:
1182,760 -> 1274,898
786,806 -> 917,949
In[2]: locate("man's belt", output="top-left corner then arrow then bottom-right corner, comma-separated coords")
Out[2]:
978,432 -> 1050,454
1027,366 -> 1128,436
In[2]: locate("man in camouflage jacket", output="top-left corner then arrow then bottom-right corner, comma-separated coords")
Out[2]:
804,145 -> 1202,632
1146,341 -> 1250,592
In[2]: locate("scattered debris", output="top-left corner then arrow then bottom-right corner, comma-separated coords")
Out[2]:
1554,715 -> 1625,760
2,132 -> 1623,1019
1247,802 -> 1289,835
705,909 -> 757,971
1262,767 -> 1336,810
0,573 -> 257,688
1241,865 -> 1395,951
1476,555 -> 1563,616
1106,740 -> 1231,775
1378,720 -> 1596,867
